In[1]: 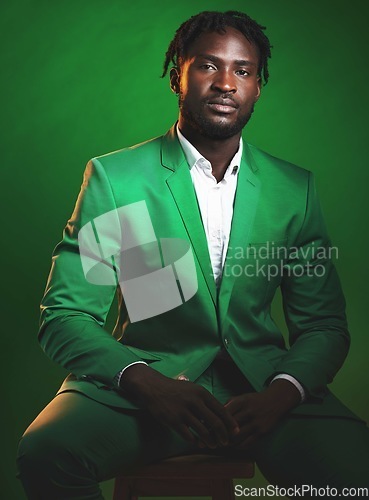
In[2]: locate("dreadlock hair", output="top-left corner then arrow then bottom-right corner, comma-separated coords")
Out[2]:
162,10 -> 272,85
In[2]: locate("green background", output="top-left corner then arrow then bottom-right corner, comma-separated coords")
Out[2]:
2,0 -> 368,498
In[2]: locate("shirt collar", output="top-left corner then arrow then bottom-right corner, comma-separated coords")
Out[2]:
176,124 -> 242,178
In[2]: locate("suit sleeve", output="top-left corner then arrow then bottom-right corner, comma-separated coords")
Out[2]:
275,171 -> 350,399
38,158 -> 141,386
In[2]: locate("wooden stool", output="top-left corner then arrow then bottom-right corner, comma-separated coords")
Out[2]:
113,453 -> 255,500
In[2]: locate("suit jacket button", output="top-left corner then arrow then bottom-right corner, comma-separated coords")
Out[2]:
177,374 -> 189,381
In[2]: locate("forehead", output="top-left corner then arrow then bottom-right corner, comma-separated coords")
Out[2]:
183,27 -> 260,64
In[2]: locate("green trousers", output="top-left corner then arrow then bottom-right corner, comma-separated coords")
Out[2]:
16,359 -> 369,499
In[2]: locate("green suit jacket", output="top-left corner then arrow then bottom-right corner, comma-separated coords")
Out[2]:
39,125 -> 361,421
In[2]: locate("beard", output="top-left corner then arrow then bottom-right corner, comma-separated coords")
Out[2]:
179,94 -> 255,140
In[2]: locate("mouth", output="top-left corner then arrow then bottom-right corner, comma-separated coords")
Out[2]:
207,99 -> 238,114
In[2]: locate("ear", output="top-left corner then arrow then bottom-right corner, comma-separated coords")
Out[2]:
255,76 -> 262,102
170,67 -> 180,94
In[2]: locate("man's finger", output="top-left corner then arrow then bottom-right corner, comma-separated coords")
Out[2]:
231,422 -> 256,444
175,423 -> 198,444
206,397 -> 240,437
197,405 -> 231,446
224,397 -> 243,413
229,406 -> 252,423
186,415 -> 218,449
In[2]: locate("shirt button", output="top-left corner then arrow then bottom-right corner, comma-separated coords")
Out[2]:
224,338 -> 230,348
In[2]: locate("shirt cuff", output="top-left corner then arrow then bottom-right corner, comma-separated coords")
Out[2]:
270,374 -> 306,403
114,361 -> 148,389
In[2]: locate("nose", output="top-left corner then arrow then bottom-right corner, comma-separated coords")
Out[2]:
211,69 -> 236,94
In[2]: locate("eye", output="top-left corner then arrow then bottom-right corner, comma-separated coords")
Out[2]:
236,69 -> 250,76
200,64 -> 216,71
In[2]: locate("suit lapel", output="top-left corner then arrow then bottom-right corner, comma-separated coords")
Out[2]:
162,126 -> 217,305
218,142 -> 261,325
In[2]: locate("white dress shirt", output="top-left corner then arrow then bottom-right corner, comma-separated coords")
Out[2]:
117,126 -> 306,403
176,126 -> 241,287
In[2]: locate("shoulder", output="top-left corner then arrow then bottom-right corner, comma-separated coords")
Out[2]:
92,134 -> 164,174
246,142 -> 311,185
81,132 -> 172,202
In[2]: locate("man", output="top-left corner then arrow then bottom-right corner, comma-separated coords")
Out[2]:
17,10 -> 369,498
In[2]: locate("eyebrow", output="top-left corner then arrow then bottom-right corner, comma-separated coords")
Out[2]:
195,54 -> 257,67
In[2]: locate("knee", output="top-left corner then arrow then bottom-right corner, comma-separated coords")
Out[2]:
16,424 -> 74,481
16,425 -> 102,499
17,427 -> 55,479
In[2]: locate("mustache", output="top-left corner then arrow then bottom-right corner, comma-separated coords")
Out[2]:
203,94 -> 239,108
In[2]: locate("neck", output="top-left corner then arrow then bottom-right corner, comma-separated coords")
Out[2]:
178,119 -> 241,183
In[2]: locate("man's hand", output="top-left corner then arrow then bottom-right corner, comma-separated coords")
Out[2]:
121,364 -> 240,449
224,379 -> 301,449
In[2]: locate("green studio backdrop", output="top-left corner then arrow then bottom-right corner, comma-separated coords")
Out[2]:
1,1 -> 368,498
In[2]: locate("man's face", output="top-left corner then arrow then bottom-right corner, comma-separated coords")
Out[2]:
172,27 -> 261,140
